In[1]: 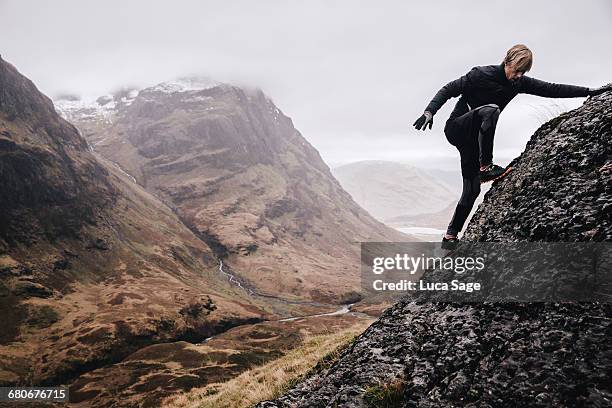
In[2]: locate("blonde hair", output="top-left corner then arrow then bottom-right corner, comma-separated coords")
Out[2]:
503,44 -> 533,72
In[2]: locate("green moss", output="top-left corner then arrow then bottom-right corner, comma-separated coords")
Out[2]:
363,378 -> 406,408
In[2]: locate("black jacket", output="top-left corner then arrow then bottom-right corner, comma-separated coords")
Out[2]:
425,63 -> 590,120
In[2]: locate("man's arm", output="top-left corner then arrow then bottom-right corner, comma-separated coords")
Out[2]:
414,67 -> 475,131
519,76 -> 590,98
424,68 -> 474,115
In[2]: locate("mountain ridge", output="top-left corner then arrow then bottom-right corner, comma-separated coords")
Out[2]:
0,56 -> 266,391
58,76 -> 414,303
0,57 -> 410,407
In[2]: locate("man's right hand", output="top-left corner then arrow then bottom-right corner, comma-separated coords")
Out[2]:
413,111 -> 433,130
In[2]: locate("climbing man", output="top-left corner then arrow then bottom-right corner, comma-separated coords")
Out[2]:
413,44 -> 612,245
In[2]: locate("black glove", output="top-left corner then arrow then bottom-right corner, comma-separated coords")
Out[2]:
413,111 -> 433,131
588,84 -> 612,96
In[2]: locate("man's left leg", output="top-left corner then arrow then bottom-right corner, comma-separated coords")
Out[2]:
475,104 -> 510,182
475,104 -> 500,169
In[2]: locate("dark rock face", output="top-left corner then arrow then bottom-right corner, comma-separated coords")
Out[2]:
260,303 -> 610,408
0,59 -> 85,149
0,56 -> 116,246
257,93 -> 612,407
464,91 -> 612,242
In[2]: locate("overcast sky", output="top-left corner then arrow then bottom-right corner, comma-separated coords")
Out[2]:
1,0 -> 611,170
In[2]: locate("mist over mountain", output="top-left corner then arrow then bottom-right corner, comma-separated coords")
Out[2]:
55,77 -> 414,304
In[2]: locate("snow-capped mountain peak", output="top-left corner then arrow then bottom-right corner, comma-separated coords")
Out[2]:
54,88 -> 140,124
144,76 -> 221,94
54,76 -> 224,124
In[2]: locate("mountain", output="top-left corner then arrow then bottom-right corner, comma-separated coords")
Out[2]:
385,201 -> 457,229
385,193 -> 489,234
256,90 -> 612,406
55,78 -> 413,304
419,167 -> 462,188
332,161 -> 459,225
0,57 -> 266,389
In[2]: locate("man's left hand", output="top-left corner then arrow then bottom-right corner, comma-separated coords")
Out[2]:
413,111 -> 433,131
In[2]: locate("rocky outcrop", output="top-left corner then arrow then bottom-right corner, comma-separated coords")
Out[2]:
464,92 -> 612,242
257,92 -> 612,406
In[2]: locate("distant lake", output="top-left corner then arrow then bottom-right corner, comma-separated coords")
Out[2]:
396,227 -> 446,235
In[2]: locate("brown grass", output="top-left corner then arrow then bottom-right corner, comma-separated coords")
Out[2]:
161,322 -> 369,408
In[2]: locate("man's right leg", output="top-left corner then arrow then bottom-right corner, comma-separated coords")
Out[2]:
446,172 -> 480,238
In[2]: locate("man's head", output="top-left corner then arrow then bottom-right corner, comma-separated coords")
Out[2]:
503,44 -> 533,82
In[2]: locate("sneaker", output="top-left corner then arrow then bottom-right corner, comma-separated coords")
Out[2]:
480,163 -> 510,183
441,235 -> 459,250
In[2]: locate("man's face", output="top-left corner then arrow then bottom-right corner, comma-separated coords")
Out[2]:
505,62 -> 527,82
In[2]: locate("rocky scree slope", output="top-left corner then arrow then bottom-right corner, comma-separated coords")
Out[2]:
256,92 -> 612,406
57,80 -> 412,303
0,57 -> 263,389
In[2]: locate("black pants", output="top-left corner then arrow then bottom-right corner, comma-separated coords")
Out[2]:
444,104 -> 500,236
